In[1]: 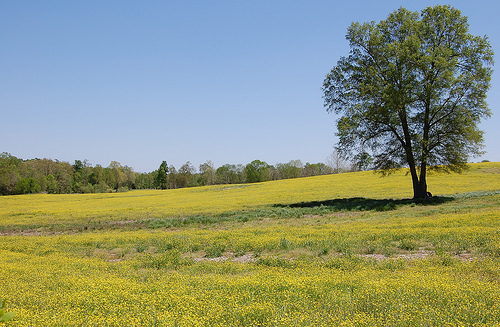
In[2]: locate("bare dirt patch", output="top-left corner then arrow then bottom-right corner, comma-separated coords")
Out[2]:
359,249 -> 479,261
193,252 -> 257,263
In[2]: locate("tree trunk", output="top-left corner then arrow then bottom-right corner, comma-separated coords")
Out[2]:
412,178 -> 428,199
408,160 -> 428,199
399,106 -> 428,199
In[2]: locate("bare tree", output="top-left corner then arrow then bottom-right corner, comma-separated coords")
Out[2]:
326,150 -> 349,174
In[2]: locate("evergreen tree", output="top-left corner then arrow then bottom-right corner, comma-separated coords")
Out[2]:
154,161 -> 168,189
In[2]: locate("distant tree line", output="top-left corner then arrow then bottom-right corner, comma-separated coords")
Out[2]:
0,152 -> 358,195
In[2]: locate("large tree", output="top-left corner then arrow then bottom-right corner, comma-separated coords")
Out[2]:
323,5 -> 493,199
154,161 -> 169,190
245,160 -> 271,183
199,160 -> 216,186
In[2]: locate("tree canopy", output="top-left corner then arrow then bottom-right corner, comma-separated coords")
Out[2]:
323,5 -> 494,199
154,161 -> 168,189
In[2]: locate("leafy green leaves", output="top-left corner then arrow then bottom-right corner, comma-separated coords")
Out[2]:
0,299 -> 14,323
323,5 -> 493,198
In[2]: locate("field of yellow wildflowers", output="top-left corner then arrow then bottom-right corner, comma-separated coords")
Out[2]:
1,162 -> 500,326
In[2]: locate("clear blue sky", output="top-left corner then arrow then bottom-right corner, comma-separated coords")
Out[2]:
1,1 -> 499,173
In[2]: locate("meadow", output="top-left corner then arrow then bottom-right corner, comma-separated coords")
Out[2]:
1,162 -> 500,326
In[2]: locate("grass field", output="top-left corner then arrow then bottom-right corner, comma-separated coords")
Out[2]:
1,162 -> 500,326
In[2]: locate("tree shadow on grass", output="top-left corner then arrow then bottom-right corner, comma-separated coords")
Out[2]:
273,196 -> 455,212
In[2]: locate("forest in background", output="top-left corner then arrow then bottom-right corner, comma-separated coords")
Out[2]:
0,152 -> 348,195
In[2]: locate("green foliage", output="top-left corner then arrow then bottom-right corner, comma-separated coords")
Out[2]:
45,174 -> 58,194
199,160 -> 216,186
176,161 -> 196,188
0,154 -> 141,195
0,299 -> 15,323
15,177 -> 41,194
245,160 -> 271,183
0,153 -> 21,195
256,256 -> 296,268
0,152 -> 338,195
352,152 -> 373,172
215,164 -> 244,184
324,256 -> 365,271
154,161 -> 168,190
276,160 -> 303,179
205,244 -> 226,258
142,250 -> 192,269
323,5 -> 494,199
